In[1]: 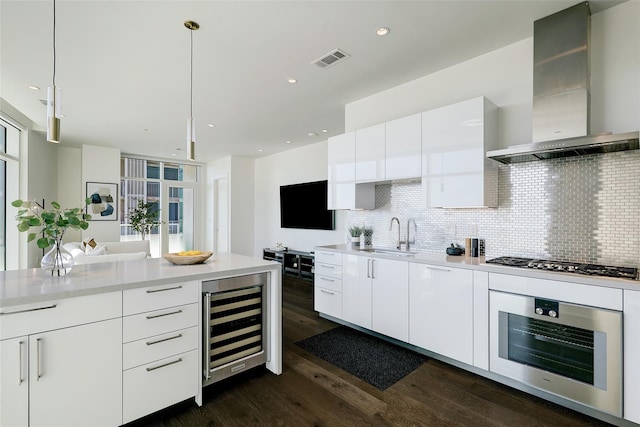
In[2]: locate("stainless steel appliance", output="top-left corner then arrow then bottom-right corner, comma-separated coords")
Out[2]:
202,273 -> 268,386
486,2 -> 639,164
486,256 -> 639,280
490,290 -> 622,416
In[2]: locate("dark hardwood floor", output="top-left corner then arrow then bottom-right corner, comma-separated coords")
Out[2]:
127,275 -> 613,427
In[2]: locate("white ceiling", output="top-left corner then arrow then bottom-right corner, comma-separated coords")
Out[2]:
0,0 -> 625,163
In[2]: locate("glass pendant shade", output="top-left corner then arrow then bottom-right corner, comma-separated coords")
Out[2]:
187,117 -> 196,161
47,85 -> 61,143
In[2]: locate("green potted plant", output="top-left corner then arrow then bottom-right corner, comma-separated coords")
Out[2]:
12,198 -> 91,276
128,199 -> 163,240
348,226 -> 362,247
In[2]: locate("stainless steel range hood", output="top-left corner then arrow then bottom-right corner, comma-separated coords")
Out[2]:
487,2 -> 639,164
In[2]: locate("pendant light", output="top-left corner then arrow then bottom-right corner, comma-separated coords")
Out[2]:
184,20 -> 199,161
47,0 -> 61,143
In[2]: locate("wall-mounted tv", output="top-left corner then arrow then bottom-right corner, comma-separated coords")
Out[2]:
280,180 -> 335,230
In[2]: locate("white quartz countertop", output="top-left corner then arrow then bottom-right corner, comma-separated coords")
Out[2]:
0,253 -> 280,308
316,244 -> 640,291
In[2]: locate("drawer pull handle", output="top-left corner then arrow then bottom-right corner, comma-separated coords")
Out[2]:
146,285 -> 183,293
0,304 -> 57,316
146,357 -> 183,372
146,309 -> 183,319
426,266 -> 450,272
320,277 -> 334,282
320,289 -> 335,295
320,265 -> 335,269
320,252 -> 335,256
146,333 -> 183,346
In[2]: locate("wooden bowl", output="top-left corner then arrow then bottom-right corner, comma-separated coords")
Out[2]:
163,251 -> 213,265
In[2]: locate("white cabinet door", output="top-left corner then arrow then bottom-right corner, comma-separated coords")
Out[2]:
328,132 -> 375,210
342,254 -> 372,329
355,123 -> 385,183
372,258 -> 409,341
409,263 -> 473,365
422,97 -> 498,208
29,318 -> 123,427
624,290 -> 640,423
0,336 -> 29,427
386,113 -> 422,180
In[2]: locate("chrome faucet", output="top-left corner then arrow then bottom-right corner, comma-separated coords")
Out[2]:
390,217 -> 401,249
406,218 -> 417,251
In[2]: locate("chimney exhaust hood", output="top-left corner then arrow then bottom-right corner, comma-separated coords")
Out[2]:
486,2 -> 639,164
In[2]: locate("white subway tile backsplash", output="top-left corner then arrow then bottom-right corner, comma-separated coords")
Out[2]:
345,150 -> 640,267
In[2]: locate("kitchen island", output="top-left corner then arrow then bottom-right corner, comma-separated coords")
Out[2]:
0,253 -> 282,427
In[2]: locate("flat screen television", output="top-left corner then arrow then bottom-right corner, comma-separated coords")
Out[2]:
280,180 -> 335,230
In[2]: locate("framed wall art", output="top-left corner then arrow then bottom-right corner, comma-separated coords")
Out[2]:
86,182 -> 118,221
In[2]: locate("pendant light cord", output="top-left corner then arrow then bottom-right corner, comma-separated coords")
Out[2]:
189,28 -> 193,119
52,0 -> 56,86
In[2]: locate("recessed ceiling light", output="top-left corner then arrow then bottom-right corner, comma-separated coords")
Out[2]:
172,153 -> 176,156
376,27 -> 390,36
287,78 -> 298,84
208,123 -> 215,127
28,85 -> 40,90
321,129 -> 328,133
259,149 -> 264,152
286,140 -> 292,144
308,132 -> 318,137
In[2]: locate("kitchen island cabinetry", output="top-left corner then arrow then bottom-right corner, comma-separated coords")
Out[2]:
409,263 -> 474,365
122,281 -> 200,424
0,292 -> 122,427
422,96 -> 498,208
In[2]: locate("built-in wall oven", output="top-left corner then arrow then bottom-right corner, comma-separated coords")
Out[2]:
202,273 -> 268,386
490,290 -> 622,416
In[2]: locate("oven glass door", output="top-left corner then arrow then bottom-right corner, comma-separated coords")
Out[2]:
504,312 -> 602,387
490,290 -> 622,416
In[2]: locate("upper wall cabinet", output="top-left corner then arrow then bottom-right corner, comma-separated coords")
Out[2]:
422,97 -> 498,208
385,113 -> 422,180
355,123 -> 386,183
328,132 -> 375,210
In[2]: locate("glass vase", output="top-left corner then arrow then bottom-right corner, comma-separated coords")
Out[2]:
41,240 -> 74,276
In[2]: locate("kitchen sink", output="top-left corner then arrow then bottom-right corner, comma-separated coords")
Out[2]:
359,248 -> 416,257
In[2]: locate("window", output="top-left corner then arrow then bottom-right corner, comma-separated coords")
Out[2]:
0,117 -> 20,271
120,157 -> 199,257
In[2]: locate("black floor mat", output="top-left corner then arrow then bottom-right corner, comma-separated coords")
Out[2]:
295,326 -> 429,390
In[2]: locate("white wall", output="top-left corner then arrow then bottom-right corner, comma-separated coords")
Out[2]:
229,156 -> 255,256
25,129 -> 58,268
207,156 -> 256,256
81,144 -> 121,242
345,1 -> 640,147
254,141 -> 346,256
57,146 -> 83,243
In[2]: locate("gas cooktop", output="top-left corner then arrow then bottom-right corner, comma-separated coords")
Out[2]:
486,256 -> 639,280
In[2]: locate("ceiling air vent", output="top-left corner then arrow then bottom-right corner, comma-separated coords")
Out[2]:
312,49 -> 350,69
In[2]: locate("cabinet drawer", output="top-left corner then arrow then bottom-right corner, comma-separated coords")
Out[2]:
123,303 -> 199,343
315,251 -> 342,266
314,287 -> 342,319
123,349 -> 198,424
314,275 -> 342,292
123,326 -> 199,370
315,262 -> 342,280
0,291 -> 121,339
123,281 -> 199,315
